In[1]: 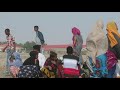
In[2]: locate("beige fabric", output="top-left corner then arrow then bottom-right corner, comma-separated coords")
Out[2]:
86,19 -> 108,64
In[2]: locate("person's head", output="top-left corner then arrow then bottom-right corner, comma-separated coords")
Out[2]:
66,46 -> 73,55
33,45 -> 41,53
34,26 -> 39,32
72,27 -> 80,36
50,51 -> 57,60
5,28 -> 10,36
29,51 -> 39,59
96,19 -> 104,29
106,21 -> 118,31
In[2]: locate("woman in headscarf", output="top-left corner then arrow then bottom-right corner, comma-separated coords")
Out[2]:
43,51 -> 59,78
86,19 -> 108,78
72,27 -> 83,66
17,51 -> 42,78
23,51 -> 40,69
8,52 -> 23,78
106,21 -> 120,78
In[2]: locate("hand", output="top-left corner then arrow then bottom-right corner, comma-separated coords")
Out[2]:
2,49 -> 5,52
48,66 -> 52,70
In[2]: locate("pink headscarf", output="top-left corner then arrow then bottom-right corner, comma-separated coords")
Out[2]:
72,27 -> 80,35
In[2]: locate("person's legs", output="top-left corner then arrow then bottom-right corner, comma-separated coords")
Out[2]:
5,49 -> 12,74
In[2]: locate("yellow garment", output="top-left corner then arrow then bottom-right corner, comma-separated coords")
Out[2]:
107,21 -> 120,47
41,67 -> 55,78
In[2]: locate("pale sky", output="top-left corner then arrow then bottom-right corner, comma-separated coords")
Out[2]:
0,12 -> 120,45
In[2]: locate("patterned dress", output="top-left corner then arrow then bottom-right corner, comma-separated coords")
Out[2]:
17,65 -> 42,78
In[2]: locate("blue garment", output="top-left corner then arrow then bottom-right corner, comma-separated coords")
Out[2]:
9,52 -> 23,68
107,65 -> 116,78
89,54 -> 108,78
6,49 -> 13,71
96,54 -> 108,77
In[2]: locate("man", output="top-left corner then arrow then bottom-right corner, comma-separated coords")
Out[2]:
34,26 -> 46,54
63,46 -> 81,78
3,28 -> 16,74
33,45 -> 46,70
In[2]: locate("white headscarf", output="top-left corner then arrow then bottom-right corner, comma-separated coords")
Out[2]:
86,19 -> 108,64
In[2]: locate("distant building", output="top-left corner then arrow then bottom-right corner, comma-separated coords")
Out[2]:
43,44 -> 86,55
0,44 -> 23,52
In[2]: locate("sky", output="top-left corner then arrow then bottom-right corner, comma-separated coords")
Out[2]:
0,12 -> 120,45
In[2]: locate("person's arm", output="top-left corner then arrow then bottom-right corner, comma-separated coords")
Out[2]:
12,37 -> 16,52
38,31 -> 45,45
38,54 -> 46,69
2,45 -> 8,52
73,36 -> 77,47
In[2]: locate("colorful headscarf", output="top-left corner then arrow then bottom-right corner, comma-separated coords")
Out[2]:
72,27 -> 80,35
106,21 -> 120,47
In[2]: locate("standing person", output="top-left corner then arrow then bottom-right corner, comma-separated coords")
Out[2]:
33,45 -> 46,70
86,19 -> 108,78
2,28 -> 16,74
72,27 -> 83,66
86,19 -> 108,65
106,21 -> 120,78
34,26 -> 45,54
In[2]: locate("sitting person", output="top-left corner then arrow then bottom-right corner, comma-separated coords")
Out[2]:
8,52 -> 23,78
17,51 -> 42,78
17,65 -> 42,78
33,45 -> 46,70
23,51 -> 40,70
44,51 -> 58,78
63,46 -> 81,78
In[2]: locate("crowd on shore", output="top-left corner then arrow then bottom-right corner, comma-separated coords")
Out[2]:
1,19 -> 120,78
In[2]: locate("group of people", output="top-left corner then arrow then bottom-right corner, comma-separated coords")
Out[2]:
2,19 -> 120,78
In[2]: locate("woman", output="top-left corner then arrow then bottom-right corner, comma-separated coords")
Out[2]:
72,27 -> 83,65
86,19 -> 108,78
106,21 -> 120,78
44,51 -> 58,78
23,51 -> 40,69
17,51 -> 42,78
8,52 -> 23,78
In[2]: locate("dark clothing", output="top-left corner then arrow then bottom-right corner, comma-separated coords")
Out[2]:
23,57 -> 40,70
107,33 -> 120,59
17,65 -> 42,78
37,31 -> 45,45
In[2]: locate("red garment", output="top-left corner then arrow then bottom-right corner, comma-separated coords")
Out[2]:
64,68 -> 80,76
57,65 -> 64,78
106,50 -> 118,70
6,35 -> 15,49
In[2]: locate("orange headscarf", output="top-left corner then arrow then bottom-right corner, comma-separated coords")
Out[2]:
107,21 -> 120,48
